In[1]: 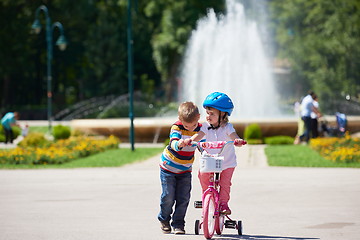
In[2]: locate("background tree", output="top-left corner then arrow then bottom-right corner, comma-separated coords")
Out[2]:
0,0 -> 224,118
143,0 -> 224,101
270,0 -> 360,112
1,0 -> 359,119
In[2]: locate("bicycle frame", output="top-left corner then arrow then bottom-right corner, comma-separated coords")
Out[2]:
202,173 -> 220,203
194,141 -> 244,238
202,172 -> 220,216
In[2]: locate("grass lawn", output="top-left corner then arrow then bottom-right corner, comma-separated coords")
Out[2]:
265,145 -> 360,168
29,126 -> 48,134
0,147 -> 163,169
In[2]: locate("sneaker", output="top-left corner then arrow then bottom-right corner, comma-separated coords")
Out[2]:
160,221 -> 171,234
174,228 -> 186,234
220,202 -> 232,215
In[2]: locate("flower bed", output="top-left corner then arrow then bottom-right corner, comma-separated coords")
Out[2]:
310,134 -> 360,163
0,135 -> 120,165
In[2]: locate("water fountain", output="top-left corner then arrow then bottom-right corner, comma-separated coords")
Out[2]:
69,0 -> 360,142
180,0 -> 279,119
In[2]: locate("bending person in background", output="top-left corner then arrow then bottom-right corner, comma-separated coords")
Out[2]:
1,112 -> 20,144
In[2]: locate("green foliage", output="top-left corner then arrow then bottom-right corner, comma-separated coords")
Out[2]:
1,0 -> 360,116
265,136 -> 294,145
97,100 -> 178,118
270,0 -> 360,107
0,147 -> 163,169
265,145 -> 360,168
0,0 -> 226,113
0,126 -> 21,142
13,127 -> 21,139
53,125 -> 71,140
29,126 -> 48,134
310,136 -> 360,163
1,136 -> 120,165
164,138 -> 170,147
144,1 -> 224,100
244,123 -> 263,141
97,102 -> 157,118
71,129 -> 85,137
58,147 -> 163,168
18,132 -> 50,147
246,139 -> 264,145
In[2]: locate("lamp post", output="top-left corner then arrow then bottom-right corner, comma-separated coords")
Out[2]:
127,0 -> 135,151
32,5 -> 67,134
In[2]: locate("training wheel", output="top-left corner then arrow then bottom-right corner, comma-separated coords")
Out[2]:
195,220 -> 200,235
237,220 -> 243,235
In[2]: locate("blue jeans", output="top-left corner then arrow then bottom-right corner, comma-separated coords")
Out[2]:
2,126 -> 14,144
300,116 -> 312,142
158,168 -> 192,228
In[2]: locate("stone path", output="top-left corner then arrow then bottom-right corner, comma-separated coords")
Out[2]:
0,144 -> 359,240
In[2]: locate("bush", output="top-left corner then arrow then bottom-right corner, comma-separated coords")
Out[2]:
246,139 -> 264,145
0,126 -> 21,142
1,135 -> 120,165
164,138 -> 170,147
244,123 -> 263,144
71,129 -> 85,137
310,135 -> 360,163
265,136 -> 294,145
53,125 -> 71,140
18,132 -> 50,147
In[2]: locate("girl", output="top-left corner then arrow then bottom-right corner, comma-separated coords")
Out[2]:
185,92 -> 245,215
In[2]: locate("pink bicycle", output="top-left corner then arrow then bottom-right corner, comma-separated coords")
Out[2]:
193,141 -> 245,239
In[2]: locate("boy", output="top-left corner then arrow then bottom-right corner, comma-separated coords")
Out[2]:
158,102 -> 201,234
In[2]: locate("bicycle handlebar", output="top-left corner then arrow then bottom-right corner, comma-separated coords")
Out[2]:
191,140 -> 247,149
189,140 -> 247,156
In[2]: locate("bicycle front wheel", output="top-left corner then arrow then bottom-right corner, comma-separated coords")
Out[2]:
202,193 -> 216,239
215,214 -> 225,235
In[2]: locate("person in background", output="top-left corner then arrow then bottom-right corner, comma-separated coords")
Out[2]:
1,112 -> 20,144
22,123 -> 29,137
299,91 -> 322,143
293,99 -> 304,144
310,95 -> 320,138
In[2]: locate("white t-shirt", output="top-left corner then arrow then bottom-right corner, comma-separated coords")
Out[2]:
200,122 -> 237,170
311,101 -> 319,119
301,95 -> 314,117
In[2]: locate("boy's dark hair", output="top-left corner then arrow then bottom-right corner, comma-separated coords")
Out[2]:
14,112 -> 20,119
308,90 -> 316,98
178,102 -> 199,123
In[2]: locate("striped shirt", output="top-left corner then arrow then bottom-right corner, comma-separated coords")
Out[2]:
160,121 -> 202,174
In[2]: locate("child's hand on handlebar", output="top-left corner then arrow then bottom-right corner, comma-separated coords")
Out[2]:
183,138 -> 192,146
234,138 -> 247,147
177,139 -> 186,148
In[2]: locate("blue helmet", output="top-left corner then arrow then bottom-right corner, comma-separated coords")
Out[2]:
203,92 -> 234,116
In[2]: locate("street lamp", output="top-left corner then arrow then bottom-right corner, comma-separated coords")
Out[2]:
32,5 -> 67,134
127,0 -> 135,151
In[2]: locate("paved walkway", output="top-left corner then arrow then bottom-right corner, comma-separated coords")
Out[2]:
0,145 -> 359,240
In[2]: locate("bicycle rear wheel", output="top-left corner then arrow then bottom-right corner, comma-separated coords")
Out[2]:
203,193 -> 216,239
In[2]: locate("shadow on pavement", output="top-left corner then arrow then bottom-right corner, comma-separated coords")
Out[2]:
209,234 -> 319,240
